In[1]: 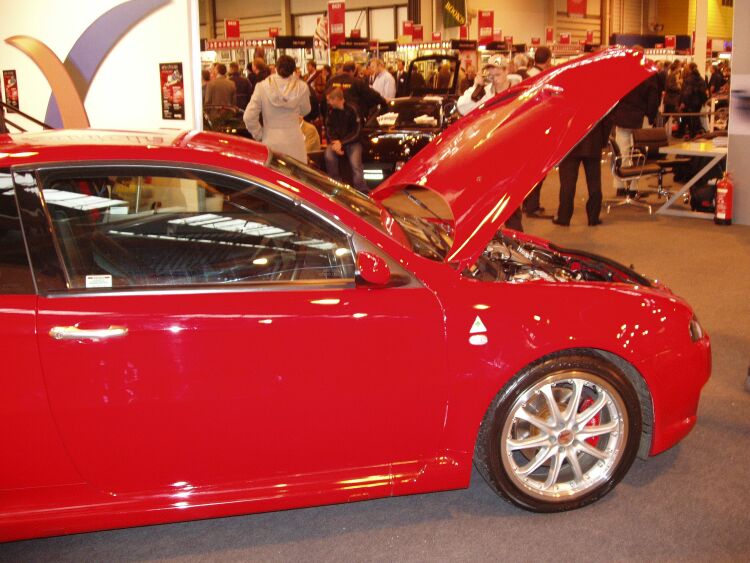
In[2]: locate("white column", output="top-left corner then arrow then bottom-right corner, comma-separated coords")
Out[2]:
694,0 -> 708,78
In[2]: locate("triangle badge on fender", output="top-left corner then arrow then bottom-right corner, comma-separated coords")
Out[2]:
470,316 -> 487,334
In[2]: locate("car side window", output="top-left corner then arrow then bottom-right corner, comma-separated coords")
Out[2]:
39,168 -> 355,290
0,170 -> 35,293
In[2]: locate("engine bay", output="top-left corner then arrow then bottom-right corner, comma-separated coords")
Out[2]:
464,231 -> 652,286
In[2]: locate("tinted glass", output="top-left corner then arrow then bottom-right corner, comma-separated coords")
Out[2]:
40,169 -> 355,290
0,170 -> 34,293
367,100 -> 442,129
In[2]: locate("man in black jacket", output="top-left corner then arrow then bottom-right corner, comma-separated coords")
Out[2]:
327,62 -> 386,120
324,87 -> 368,192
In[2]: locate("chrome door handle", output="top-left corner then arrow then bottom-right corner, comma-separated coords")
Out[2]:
49,325 -> 128,340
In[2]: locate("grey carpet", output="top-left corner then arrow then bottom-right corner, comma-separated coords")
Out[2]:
3,167 -> 749,561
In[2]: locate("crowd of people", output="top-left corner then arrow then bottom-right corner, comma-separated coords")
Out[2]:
199,46 -> 731,230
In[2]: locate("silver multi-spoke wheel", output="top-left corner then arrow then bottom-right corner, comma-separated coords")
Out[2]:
500,371 -> 628,501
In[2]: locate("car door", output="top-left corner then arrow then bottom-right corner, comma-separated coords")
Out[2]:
16,164 -> 447,497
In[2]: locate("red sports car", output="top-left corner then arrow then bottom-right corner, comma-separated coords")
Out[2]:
0,48 -> 710,541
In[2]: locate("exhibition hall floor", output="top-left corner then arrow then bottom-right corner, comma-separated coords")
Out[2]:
4,167 -> 749,561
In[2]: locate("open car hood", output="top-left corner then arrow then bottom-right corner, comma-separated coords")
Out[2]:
371,47 -> 656,266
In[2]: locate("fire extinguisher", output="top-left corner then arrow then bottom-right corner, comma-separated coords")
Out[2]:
714,173 -> 733,226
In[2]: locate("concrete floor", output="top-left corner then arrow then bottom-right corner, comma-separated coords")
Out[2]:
3,167 -> 749,561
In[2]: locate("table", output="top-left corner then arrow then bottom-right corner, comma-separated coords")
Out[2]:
657,139 -> 728,218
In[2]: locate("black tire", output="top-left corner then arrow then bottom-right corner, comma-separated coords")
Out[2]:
474,352 -> 641,512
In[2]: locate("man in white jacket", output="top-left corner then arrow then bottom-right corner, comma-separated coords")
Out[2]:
456,55 -> 511,116
369,58 -> 396,101
244,55 -> 311,162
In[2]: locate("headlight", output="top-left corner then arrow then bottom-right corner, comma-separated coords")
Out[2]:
689,315 -> 704,342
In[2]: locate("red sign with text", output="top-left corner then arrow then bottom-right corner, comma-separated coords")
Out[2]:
478,11 -> 493,46
269,27 -> 279,37
225,19 -> 240,38
546,27 -> 554,44
567,0 -> 586,17
432,32 -> 442,41
505,35 -> 513,47
350,28 -> 361,38
412,24 -> 423,41
460,25 -> 468,39
559,33 -> 571,45
531,37 -> 541,46
159,62 -> 184,120
402,20 -> 413,37
664,35 -> 676,48
493,28 -> 503,42
586,30 -> 593,43
328,1 -> 345,48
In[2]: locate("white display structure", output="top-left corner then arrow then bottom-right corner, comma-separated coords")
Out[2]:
0,0 -> 202,132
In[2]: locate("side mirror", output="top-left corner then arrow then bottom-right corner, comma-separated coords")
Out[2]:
356,251 -> 391,286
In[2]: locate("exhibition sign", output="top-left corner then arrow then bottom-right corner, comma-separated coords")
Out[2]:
328,1 -> 345,48
2,70 -> 19,111
478,11 -> 493,46
159,62 -> 184,120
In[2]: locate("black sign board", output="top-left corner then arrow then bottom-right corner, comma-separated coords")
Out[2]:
450,40 -> 477,50
377,41 -> 399,53
275,36 -> 314,49
332,38 -> 371,50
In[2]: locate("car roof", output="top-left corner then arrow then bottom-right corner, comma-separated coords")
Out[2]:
0,129 -> 270,168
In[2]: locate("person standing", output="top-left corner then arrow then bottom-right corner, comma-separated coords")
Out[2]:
523,47 -> 554,218
680,62 -> 708,139
228,62 -> 251,109
456,55 -> 523,232
393,59 -> 408,97
327,61 -> 386,120
204,63 -> 236,108
552,115 -> 613,227
324,87 -> 368,192
612,69 -> 659,195
664,60 -> 683,137
243,55 -> 311,162
369,58 -> 396,101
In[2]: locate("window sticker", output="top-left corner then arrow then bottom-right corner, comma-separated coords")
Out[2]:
86,274 -> 113,288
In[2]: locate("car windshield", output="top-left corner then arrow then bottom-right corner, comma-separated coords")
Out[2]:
366,100 -> 442,129
268,154 -> 452,262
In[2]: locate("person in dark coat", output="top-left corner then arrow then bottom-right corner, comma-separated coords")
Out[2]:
680,62 -> 708,139
324,87 -> 368,192
612,73 -> 659,195
228,62 -> 252,109
393,59 -> 409,97
327,62 -> 386,120
553,115 -> 613,226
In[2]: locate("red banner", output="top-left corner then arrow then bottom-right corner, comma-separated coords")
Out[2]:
328,1 -> 345,48
664,35 -> 676,48
269,27 -> 279,38
567,0 -> 586,17
460,25 -> 468,39
585,30 -> 593,43
493,28 -> 502,42
545,26 -> 554,44
412,23 -> 423,41
402,20 -> 413,37
505,35 -> 513,47
478,10 -> 493,46
531,37 -> 541,46
2,70 -> 19,112
559,33 -> 571,45
432,32 -> 442,41
350,28 -> 361,38
225,19 -> 240,38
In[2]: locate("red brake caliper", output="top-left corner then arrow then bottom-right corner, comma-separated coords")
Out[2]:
578,398 -> 600,446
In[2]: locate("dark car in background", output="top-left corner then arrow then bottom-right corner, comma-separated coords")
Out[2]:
361,55 -> 462,189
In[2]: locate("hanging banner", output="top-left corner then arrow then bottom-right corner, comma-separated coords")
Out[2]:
269,27 -> 280,37
403,20 -> 413,37
531,37 -> 541,46
478,11 -> 493,46
2,70 -> 19,112
460,25 -> 468,39
225,19 -> 240,38
350,28 -> 361,38
545,27 -> 554,44
664,35 -> 676,48
413,24 -> 423,41
586,30 -> 594,43
559,33 -> 571,45
442,0 -> 466,28
493,28 -> 503,42
328,1 -> 345,48
567,0 -> 586,18
159,62 -> 184,120
505,35 -> 513,48
432,32 -> 442,41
